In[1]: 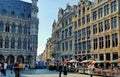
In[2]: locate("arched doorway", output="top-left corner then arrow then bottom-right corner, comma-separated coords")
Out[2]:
17,55 -> 24,63
26,55 -> 33,65
7,55 -> 14,65
0,55 -> 5,63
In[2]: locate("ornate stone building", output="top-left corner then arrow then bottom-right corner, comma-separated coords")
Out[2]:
73,0 -> 120,61
73,0 -> 94,61
51,4 -> 77,62
0,0 -> 39,66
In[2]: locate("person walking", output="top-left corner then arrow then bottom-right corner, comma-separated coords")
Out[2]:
3,62 -> 7,76
88,61 -> 95,77
14,61 -> 20,77
63,65 -> 67,77
10,64 -> 14,74
59,64 -> 62,77
1,62 -> 4,76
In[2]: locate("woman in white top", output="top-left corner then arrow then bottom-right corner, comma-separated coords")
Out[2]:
88,62 -> 95,77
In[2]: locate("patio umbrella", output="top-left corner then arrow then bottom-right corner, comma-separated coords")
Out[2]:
68,60 -> 78,63
94,60 -> 104,63
80,60 -> 94,63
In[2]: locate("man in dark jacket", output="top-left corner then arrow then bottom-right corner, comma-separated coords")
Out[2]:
14,61 -> 20,77
59,64 -> 62,77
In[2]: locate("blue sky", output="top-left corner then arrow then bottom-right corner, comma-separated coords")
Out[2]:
23,0 -> 79,55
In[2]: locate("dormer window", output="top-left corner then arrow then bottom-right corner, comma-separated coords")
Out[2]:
98,0 -> 102,4
82,7 -> 85,14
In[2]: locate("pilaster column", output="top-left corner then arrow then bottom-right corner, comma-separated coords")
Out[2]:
98,53 -> 100,60
14,56 -> 17,63
3,37 -> 5,48
4,56 -> 7,62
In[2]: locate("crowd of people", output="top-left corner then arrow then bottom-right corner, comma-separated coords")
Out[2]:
0,61 -> 29,77
57,61 -> 120,77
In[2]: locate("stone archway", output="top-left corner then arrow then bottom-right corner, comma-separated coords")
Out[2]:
17,55 -> 24,63
26,55 -> 33,65
7,55 -> 14,65
0,55 -> 5,63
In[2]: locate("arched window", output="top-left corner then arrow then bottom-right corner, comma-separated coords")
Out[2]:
18,25 -> 22,34
0,36 -> 3,48
5,23 -> 10,32
17,38 -> 22,49
11,23 -> 16,33
23,26 -> 27,34
11,37 -> 15,49
5,37 -> 9,48
23,38 -> 27,49
0,21 -> 4,32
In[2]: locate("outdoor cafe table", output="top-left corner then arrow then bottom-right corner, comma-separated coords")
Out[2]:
102,69 -> 117,76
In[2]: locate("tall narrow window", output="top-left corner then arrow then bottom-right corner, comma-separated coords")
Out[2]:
0,36 -> 3,48
94,38 -> 97,50
111,1 -> 116,13
98,8 -> 103,18
69,27 -> 72,36
98,22 -> 103,32
78,30 -> 81,40
111,17 -> 117,29
23,38 -> 27,49
69,40 -> 72,50
105,19 -> 110,30
18,25 -> 22,34
5,37 -> 9,48
11,37 -> 15,49
75,44 -> 77,51
87,27 -> 91,37
5,23 -> 10,32
93,24 -> 97,34
28,39 -> 30,50
87,40 -> 91,49
78,42 -> 81,51
17,38 -> 22,49
62,31 -> 64,39
11,23 -> 16,33
0,22 -> 3,32
112,33 -> 118,47
93,11 -> 97,21
86,14 -> 90,24
104,4 -> 109,16
24,26 -> 27,34
105,35 -> 110,48
82,17 -> 85,25
65,42 -> 68,51
62,43 -> 64,51
99,37 -> 104,49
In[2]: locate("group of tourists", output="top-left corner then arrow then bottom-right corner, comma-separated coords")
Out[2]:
0,61 -> 25,77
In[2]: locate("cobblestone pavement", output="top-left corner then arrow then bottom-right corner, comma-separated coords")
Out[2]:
0,69 -> 102,77
22,74 -> 101,77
